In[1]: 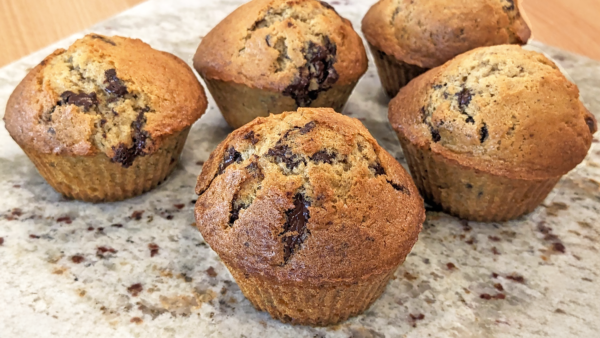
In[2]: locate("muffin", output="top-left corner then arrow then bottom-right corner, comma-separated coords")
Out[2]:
193,0 -> 368,129
389,45 -> 597,222
194,108 -> 424,325
4,34 -> 208,202
362,0 -> 531,98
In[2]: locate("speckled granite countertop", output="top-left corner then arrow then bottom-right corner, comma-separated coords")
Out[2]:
0,1 -> 599,337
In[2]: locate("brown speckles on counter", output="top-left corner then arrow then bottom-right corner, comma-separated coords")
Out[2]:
506,274 -> 526,284
492,247 -> 501,255
71,255 -> 84,264
409,313 -> 425,327
0,237 -> 3,246
128,283 -> 143,297
544,202 -> 569,216
29,234 -> 39,239
480,293 -> 506,300
149,243 -> 159,257
174,204 -> 185,210
206,267 -> 217,278
111,223 -> 123,228
446,263 -> 457,270
56,216 -> 72,224
130,317 -> 143,324
494,283 -> 504,291
131,210 -> 145,220
552,242 -> 566,253
5,208 -> 22,221
96,246 -> 117,259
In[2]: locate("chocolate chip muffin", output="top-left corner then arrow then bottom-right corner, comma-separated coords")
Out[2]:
389,45 -> 597,222
195,108 -> 424,325
362,0 -> 531,98
4,34 -> 208,202
193,0 -> 368,129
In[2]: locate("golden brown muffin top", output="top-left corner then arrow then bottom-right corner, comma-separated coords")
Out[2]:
195,108 -> 424,286
4,34 -> 207,167
362,0 -> 531,69
193,0 -> 368,107
389,45 -> 597,180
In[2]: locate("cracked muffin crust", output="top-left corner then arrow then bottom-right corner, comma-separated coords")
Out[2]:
362,0 -> 531,97
389,45 -> 597,221
4,34 -> 208,202
195,108 -> 424,325
193,0 -> 368,129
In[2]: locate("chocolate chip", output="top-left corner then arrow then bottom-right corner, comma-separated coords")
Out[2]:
280,194 -> 311,263
104,69 -> 128,97
456,88 -> 472,110
310,150 -> 336,164
243,131 -> 259,144
430,127 -> 441,143
267,144 -> 306,170
503,0 -> 515,11
111,107 -> 149,168
369,162 -> 386,176
48,127 -> 56,135
100,119 -> 107,127
283,37 -> 339,107
60,91 -> 98,111
480,123 -> 488,143
245,162 -> 264,179
219,147 -> 243,174
229,200 -> 247,227
387,180 -> 409,194
90,34 -> 116,46
585,116 -> 596,134
465,116 -> 474,124
299,121 -> 316,134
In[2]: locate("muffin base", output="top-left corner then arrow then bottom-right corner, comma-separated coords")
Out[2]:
399,138 -> 561,222
23,128 -> 190,202
227,264 -> 396,326
204,79 -> 357,129
368,43 -> 428,98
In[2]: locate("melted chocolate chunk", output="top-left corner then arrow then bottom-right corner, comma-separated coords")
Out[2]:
281,193 -> 311,262
299,121 -> 316,134
456,88 -> 472,110
465,116 -> 475,124
111,107 -> 150,168
267,144 -> 305,170
387,180 -> 409,194
480,123 -> 488,143
60,91 -> 98,111
585,116 -> 596,134
310,150 -> 336,164
229,200 -> 247,227
369,162 -> 386,176
219,147 -> 243,174
90,34 -> 116,46
243,131 -> 259,144
283,37 -> 339,107
430,126 -> 441,143
245,162 -> 264,179
104,69 -> 128,97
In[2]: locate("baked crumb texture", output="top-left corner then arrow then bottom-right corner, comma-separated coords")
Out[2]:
195,108 -> 424,325
389,45 -> 596,221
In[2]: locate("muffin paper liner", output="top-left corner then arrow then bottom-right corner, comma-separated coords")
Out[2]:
23,128 -> 190,202
226,263 -> 396,326
398,137 -> 561,222
368,43 -> 428,98
204,78 -> 357,129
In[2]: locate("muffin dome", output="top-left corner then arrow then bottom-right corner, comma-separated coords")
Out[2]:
5,34 -> 207,166
362,0 -> 531,69
390,45 -> 596,181
195,108 -> 424,283
194,0 -> 368,107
